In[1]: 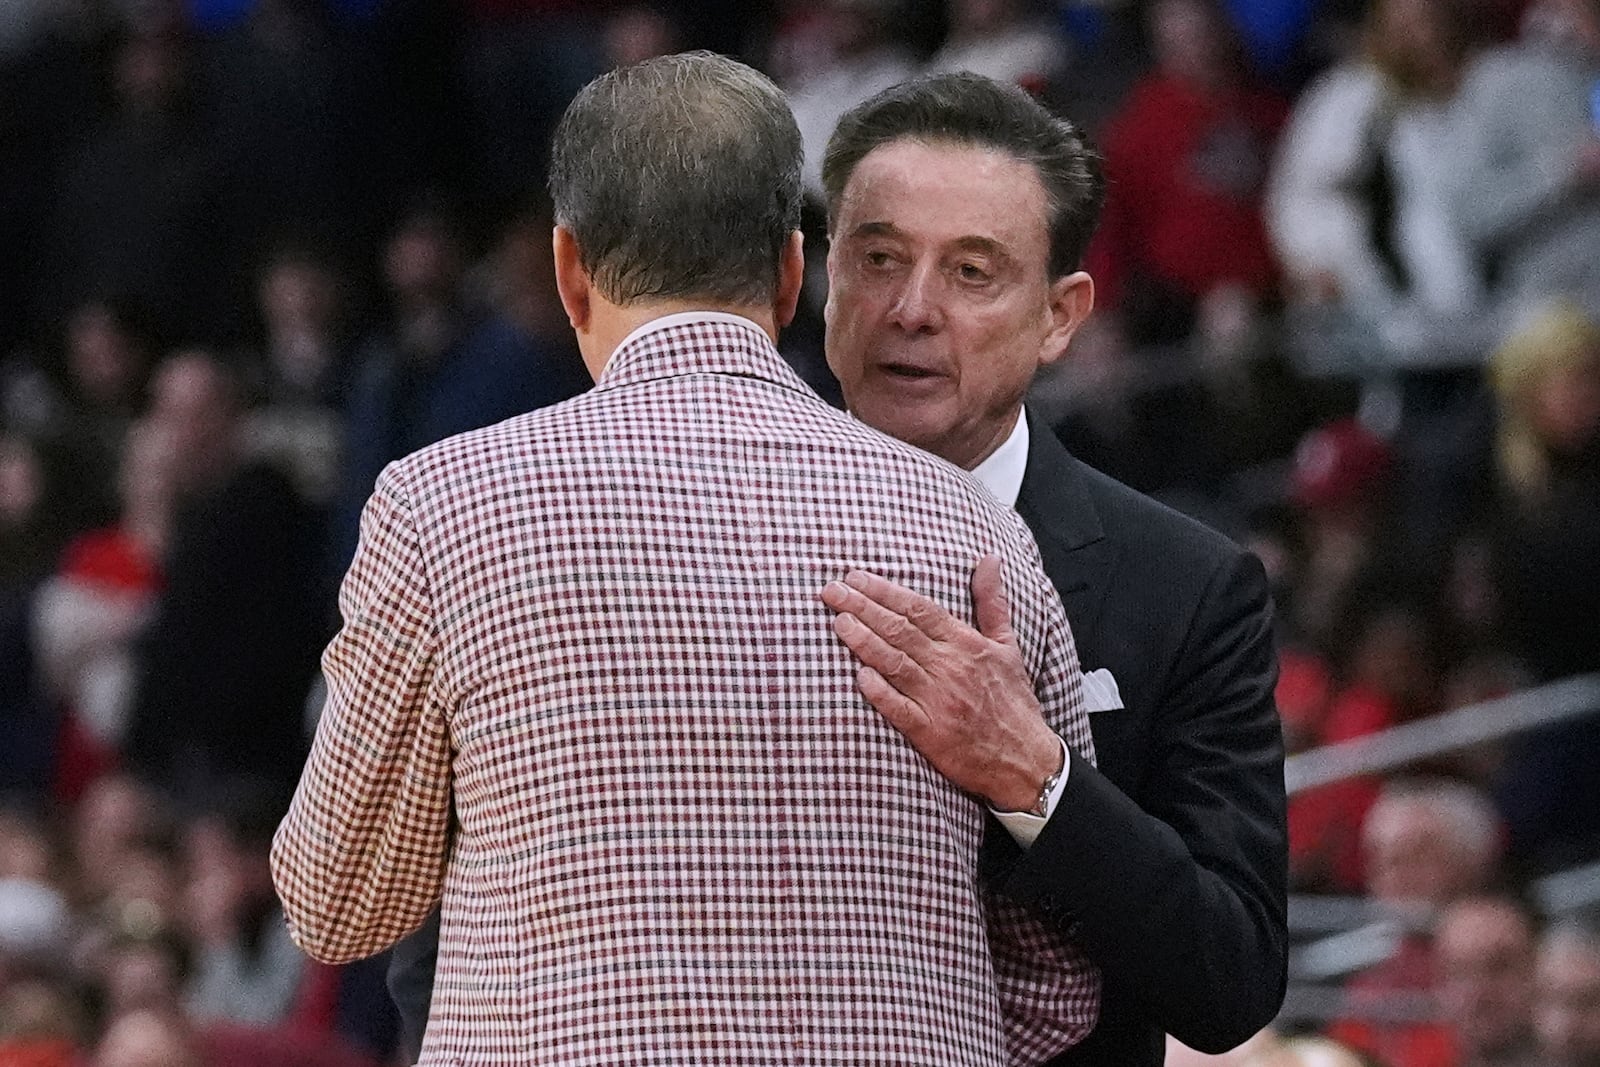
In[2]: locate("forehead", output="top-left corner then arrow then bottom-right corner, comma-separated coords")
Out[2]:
834,139 -> 1050,258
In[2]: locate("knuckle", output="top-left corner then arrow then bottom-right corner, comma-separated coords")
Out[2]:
885,648 -> 914,680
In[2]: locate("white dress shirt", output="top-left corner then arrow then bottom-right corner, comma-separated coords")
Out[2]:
971,411 -> 1071,848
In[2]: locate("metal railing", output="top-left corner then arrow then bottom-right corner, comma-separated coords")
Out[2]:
1285,673 -> 1600,795
1278,673 -> 1600,1024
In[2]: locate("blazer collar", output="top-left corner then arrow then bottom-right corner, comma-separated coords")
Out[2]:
1014,406 -> 1117,640
595,314 -> 815,399
1017,407 -> 1105,552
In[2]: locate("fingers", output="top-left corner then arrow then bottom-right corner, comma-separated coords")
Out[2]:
821,578 -> 943,660
831,611 -> 933,694
839,570 -> 960,641
856,666 -> 931,738
970,555 -> 1017,646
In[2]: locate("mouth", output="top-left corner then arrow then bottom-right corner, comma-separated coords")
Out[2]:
878,361 -> 945,381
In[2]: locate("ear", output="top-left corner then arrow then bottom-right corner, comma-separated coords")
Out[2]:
774,230 -> 806,330
552,225 -> 591,333
1039,271 -> 1095,368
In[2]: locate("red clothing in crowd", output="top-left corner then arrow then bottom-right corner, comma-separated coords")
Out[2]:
1327,935 -> 1456,1067
1287,683 -> 1397,892
46,526 -> 163,803
1087,73 -> 1287,309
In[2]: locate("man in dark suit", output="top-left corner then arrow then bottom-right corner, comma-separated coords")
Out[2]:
388,70 -> 1285,1065
816,73 -> 1287,1066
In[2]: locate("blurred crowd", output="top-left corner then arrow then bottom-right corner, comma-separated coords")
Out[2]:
1,0 -> 1598,1065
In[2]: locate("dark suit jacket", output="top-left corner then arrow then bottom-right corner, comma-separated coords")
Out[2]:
386,409 -> 1287,1065
997,409 -> 1287,1066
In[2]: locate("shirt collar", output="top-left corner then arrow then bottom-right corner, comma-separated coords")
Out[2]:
969,410 -> 1029,508
610,310 -> 769,361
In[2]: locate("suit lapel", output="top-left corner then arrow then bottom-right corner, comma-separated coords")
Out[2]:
1015,408 -> 1116,650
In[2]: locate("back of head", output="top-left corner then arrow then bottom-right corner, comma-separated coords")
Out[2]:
821,71 -> 1104,278
548,51 -> 804,308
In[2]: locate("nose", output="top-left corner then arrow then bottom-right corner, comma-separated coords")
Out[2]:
887,261 -> 942,335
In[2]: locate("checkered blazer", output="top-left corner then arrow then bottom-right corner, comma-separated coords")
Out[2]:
272,316 -> 1100,1066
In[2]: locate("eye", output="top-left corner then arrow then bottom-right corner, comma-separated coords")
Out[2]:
957,262 -> 991,284
863,250 -> 895,270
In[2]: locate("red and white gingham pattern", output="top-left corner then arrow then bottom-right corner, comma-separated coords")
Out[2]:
272,318 -> 1100,1066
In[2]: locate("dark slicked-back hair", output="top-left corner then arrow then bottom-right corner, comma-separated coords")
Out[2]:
821,72 -> 1105,279
548,51 -> 804,307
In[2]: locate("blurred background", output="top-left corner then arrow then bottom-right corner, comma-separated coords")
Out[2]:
1,0 -> 1598,1064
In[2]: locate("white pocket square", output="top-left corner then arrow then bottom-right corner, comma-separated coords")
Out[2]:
1083,668 -> 1124,713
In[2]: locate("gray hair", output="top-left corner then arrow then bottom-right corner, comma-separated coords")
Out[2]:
548,51 -> 804,307
1362,777 -> 1503,873
821,71 -> 1105,279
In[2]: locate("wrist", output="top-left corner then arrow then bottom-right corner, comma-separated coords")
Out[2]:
988,730 -> 1068,814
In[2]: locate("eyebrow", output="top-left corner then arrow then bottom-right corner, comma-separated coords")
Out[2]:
848,221 -> 902,240
847,223 -> 1013,261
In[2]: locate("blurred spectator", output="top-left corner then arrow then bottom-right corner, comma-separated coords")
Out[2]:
1327,778 -> 1504,1067
1447,0 -> 1600,322
0,435 -> 67,796
247,246 -> 349,410
925,0 -> 1069,91
91,924 -> 190,1023
784,0 -> 915,194
1267,0 -> 1492,376
1087,0 -> 1287,346
1279,417 -> 1395,651
1535,919 -> 1600,1067
240,245 -> 354,506
0,974 -> 86,1067
0,437 -> 71,597
0,807 -> 59,887
0,299 -> 163,535
67,777 -> 185,981
1486,299 -> 1600,681
1362,778 -> 1503,912
56,298 -> 157,460
124,352 -> 323,800
1482,300 -> 1600,868
1289,606 -> 1445,892
180,780 -> 301,1029
334,203 -> 591,576
1434,893 -> 1542,1067
31,420 -> 178,801
90,1009 -> 202,1067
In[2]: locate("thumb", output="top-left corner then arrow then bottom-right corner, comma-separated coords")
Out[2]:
972,554 -> 1016,646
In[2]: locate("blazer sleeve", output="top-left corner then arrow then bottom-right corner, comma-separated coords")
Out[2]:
271,462 -> 453,965
998,549 -> 1287,1053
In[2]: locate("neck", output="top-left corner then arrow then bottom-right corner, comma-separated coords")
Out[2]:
582,300 -> 779,379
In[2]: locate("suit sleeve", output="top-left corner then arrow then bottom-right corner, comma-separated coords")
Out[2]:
271,463 -> 453,965
1000,549 -> 1287,1053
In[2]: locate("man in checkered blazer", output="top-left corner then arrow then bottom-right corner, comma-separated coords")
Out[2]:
272,53 -> 1098,1066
